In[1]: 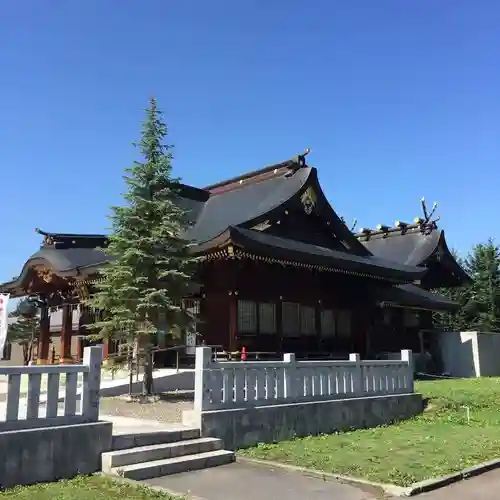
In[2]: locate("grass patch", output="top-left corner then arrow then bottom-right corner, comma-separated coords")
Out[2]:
239,378 -> 500,487
0,475 -> 180,499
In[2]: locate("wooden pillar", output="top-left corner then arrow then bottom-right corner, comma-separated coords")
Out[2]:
228,291 -> 237,353
103,339 -> 110,359
60,304 -> 73,363
277,297 -> 284,354
37,303 -> 50,364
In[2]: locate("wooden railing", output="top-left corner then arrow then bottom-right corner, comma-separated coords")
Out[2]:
0,346 -> 102,431
194,348 -> 414,411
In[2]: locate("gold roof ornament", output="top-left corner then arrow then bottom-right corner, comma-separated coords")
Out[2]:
301,186 -> 317,215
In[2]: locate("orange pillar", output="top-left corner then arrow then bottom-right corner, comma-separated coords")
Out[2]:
37,304 -> 50,364
103,339 -> 110,359
60,304 -> 73,363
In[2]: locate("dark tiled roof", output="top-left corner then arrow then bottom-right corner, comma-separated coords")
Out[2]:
378,283 -> 458,312
27,247 -> 109,272
195,226 -> 427,283
185,167 -> 310,243
357,225 -> 470,286
359,226 -> 439,266
4,157 -> 463,296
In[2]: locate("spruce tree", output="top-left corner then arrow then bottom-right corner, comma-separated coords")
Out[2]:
464,239 -> 500,332
434,241 -> 500,332
432,250 -> 473,331
88,98 -> 198,394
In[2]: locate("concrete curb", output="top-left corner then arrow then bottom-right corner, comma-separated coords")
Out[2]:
97,472 -> 207,500
238,455 -> 500,497
404,458 -> 500,496
236,456 -> 407,497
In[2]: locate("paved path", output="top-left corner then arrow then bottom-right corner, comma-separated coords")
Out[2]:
143,461 -> 384,500
141,454 -> 500,500
103,414 -> 190,435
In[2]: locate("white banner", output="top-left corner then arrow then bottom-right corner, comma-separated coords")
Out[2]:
0,294 -> 10,357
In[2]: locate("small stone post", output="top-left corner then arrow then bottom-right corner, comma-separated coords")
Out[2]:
81,346 -> 103,421
349,353 -> 363,396
194,346 -> 212,412
401,349 -> 414,393
283,353 -> 296,400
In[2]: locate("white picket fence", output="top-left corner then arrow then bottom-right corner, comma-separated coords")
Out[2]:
194,347 -> 414,411
0,346 -> 102,431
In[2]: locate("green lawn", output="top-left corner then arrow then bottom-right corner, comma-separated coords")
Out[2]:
239,378 -> 500,487
0,475 -> 180,499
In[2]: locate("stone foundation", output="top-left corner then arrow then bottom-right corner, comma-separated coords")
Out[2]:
0,421 -> 113,489
183,393 -> 422,450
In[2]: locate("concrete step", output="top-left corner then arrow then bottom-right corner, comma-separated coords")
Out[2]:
109,449 -> 236,480
102,437 -> 223,470
111,428 -> 200,450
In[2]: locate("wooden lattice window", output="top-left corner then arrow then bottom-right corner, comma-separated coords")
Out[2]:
320,309 -> 336,337
238,300 -> 257,333
336,310 -> 352,338
259,302 -> 276,334
300,305 -> 316,335
282,302 -> 300,336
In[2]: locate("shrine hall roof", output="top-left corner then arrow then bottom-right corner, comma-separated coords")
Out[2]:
0,153 -> 459,299
355,222 -> 471,287
194,226 -> 426,283
185,164 -> 311,243
356,223 -> 441,266
377,283 -> 459,312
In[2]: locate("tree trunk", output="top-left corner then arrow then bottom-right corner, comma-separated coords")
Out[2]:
142,343 -> 154,396
22,344 -> 29,365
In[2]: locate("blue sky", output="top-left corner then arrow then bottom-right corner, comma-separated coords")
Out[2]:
1,0 -> 499,287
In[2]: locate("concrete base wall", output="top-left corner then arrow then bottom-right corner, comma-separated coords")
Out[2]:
0,421 -> 113,489
183,393 -> 422,451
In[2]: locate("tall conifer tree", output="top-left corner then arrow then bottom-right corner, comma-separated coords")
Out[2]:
464,239 -> 500,332
88,98 -> 197,393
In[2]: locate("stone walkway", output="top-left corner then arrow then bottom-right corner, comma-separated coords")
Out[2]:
99,393 -> 193,423
103,414 -> 190,435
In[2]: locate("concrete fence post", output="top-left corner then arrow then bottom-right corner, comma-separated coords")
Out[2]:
194,346 -> 212,411
81,346 -> 103,421
283,353 -> 296,400
349,353 -> 363,396
401,349 -> 414,393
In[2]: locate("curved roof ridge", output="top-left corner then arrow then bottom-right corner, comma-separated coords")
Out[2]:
204,151 -> 310,194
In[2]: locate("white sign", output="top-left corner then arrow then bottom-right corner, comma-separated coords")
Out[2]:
0,294 -> 10,357
186,330 -> 196,355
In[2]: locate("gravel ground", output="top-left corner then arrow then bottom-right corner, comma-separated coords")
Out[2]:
98,393 -> 194,423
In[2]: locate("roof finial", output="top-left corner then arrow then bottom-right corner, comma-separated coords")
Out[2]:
296,147 -> 311,166
286,148 -> 312,177
417,197 -> 439,226
420,197 -> 429,222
